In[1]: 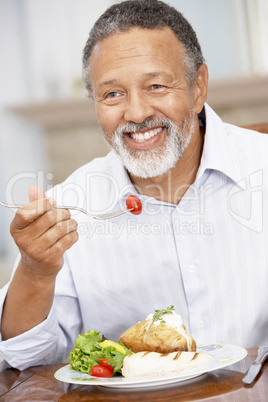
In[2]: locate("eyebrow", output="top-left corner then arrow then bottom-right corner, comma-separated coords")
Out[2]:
99,71 -> 172,87
99,79 -> 117,87
142,71 -> 172,79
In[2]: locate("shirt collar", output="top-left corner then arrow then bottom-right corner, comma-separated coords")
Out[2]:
196,103 -> 245,188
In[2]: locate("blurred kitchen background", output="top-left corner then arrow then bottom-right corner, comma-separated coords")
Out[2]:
0,0 -> 268,287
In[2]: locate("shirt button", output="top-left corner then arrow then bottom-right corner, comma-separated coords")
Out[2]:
197,320 -> 205,329
188,264 -> 196,273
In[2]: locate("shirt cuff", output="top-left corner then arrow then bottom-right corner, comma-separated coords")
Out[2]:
0,285 -> 60,371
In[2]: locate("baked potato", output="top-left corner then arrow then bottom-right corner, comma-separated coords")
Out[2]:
120,318 -> 196,353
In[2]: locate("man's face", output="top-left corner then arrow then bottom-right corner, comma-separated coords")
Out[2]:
89,27 -> 205,179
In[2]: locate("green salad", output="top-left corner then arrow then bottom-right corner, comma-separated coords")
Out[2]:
68,330 -> 132,376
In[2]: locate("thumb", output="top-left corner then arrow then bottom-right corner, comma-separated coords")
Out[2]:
28,185 -> 47,202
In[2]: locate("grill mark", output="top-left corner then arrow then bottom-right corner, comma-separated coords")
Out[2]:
141,352 -> 151,357
138,351 -> 199,361
173,352 -> 182,360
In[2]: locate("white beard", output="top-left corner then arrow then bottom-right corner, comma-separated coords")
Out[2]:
102,110 -> 196,179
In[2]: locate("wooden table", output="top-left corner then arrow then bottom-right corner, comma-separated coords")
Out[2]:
0,349 -> 267,401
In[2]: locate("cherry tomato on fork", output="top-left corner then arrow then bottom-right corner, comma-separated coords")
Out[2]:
91,364 -> 114,377
126,195 -> 142,215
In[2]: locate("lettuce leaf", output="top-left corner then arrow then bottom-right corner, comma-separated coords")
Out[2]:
68,330 -> 132,375
74,330 -> 102,354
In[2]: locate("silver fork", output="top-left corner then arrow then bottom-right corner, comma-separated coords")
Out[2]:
0,201 -> 132,220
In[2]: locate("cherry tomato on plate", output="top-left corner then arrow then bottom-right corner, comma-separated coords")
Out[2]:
126,195 -> 142,215
98,358 -> 112,367
91,364 -> 113,378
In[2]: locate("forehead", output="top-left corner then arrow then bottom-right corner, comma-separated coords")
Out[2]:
89,27 -> 187,85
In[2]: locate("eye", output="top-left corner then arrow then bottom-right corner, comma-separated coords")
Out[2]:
105,91 -> 121,99
150,84 -> 165,90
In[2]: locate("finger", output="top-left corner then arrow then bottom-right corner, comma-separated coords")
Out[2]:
35,214 -> 77,246
27,185 -> 56,220
24,219 -> 78,258
48,229 -> 79,258
34,226 -> 79,266
13,207 -> 71,243
28,185 -> 46,202
11,198 -> 56,231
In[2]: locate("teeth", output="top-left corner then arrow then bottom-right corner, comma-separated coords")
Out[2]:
130,127 -> 162,142
144,132 -> 150,140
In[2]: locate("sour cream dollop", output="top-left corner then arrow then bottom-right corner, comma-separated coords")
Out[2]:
145,311 -> 192,350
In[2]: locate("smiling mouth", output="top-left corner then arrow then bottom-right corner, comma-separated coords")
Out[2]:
127,127 -> 163,142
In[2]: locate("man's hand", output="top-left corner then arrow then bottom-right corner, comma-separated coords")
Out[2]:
10,185 -> 78,278
1,185 -> 79,340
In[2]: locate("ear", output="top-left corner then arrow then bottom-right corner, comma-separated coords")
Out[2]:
193,64 -> 208,114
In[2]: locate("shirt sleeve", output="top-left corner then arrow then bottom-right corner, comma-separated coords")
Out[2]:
0,256 -> 82,371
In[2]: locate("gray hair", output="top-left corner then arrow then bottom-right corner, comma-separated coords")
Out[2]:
82,0 -> 205,93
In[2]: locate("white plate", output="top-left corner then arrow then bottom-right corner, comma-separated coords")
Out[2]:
54,343 -> 247,389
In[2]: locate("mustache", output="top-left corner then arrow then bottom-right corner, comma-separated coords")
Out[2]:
114,117 -> 174,136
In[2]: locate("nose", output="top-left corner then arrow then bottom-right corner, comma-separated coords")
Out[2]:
123,92 -> 155,123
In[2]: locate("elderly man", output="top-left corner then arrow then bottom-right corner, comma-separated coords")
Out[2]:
0,0 -> 268,371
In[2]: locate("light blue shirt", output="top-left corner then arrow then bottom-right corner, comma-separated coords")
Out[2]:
0,104 -> 268,371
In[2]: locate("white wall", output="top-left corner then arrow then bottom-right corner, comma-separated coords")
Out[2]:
168,0 -> 268,80
0,0 -> 47,267
0,0 -> 113,103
